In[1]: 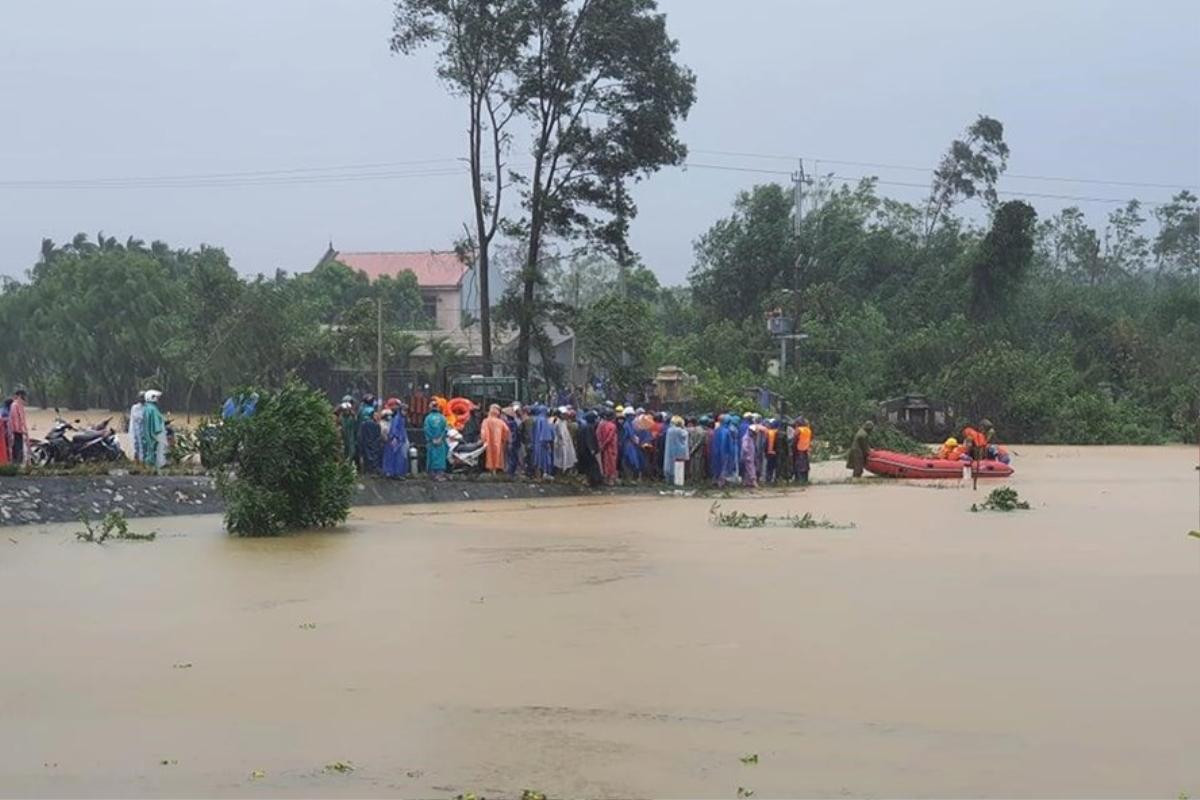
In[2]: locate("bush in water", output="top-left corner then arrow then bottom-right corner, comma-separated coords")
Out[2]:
215,380 -> 354,536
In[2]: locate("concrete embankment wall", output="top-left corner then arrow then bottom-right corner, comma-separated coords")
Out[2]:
0,475 -> 651,526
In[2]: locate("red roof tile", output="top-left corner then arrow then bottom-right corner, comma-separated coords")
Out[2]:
334,250 -> 467,288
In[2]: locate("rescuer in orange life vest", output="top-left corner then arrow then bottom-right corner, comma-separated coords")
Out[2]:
961,419 -> 996,461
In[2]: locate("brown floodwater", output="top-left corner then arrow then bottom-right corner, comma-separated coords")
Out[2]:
1,446 -> 1198,798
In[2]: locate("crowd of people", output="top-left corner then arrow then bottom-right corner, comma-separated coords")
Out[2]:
336,393 -> 415,479
335,392 -> 824,488
470,402 -> 820,488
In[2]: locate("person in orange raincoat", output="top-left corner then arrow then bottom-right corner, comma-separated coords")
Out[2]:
479,403 -> 510,474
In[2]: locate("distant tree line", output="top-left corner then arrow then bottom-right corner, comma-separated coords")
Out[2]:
0,237 -> 434,411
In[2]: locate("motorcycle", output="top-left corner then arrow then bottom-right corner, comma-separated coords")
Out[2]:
30,416 -> 125,467
446,428 -> 486,474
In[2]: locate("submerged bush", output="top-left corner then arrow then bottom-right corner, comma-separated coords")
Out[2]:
215,381 -> 354,536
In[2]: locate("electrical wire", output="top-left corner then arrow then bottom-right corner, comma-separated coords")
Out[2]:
0,149 -> 1190,207
690,148 -> 1198,192
679,162 -> 1176,207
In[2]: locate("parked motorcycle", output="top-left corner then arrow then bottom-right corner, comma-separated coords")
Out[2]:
30,416 -> 125,467
446,428 -> 486,474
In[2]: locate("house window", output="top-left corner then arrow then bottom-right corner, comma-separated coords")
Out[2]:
421,293 -> 438,327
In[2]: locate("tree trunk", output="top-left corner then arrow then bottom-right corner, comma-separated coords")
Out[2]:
478,245 -> 492,373
516,227 -> 540,383
468,91 -> 493,375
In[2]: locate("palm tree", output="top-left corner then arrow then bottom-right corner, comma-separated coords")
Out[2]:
427,335 -> 465,394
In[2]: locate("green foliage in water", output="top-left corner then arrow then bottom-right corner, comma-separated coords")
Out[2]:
970,486 -> 1031,512
75,510 -> 156,542
215,380 -> 354,536
709,502 -> 852,530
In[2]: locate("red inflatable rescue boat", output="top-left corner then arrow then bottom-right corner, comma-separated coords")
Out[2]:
865,449 -> 1014,479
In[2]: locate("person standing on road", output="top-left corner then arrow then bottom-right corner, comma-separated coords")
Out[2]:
479,404 -> 509,475
423,404 -> 449,479
763,419 -> 780,484
846,420 -> 873,478
358,405 -> 383,475
382,405 -> 411,478
0,396 -> 8,466
596,410 -> 619,485
337,396 -> 357,463
552,407 -> 577,475
140,389 -> 168,469
10,388 -> 30,465
663,415 -> 689,484
793,416 -> 813,484
128,392 -> 145,463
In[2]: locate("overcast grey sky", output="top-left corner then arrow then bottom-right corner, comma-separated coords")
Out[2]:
1,0 -> 1197,285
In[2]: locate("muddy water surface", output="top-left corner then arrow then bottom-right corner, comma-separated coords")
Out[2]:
1,446 -> 1198,798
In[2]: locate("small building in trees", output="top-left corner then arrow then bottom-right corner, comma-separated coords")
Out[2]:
879,393 -> 956,441
653,365 -> 696,403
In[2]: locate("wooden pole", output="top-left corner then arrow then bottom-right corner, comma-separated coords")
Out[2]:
376,295 -> 384,401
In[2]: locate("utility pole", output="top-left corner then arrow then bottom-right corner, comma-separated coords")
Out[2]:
792,158 -> 805,236
376,294 -> 384,401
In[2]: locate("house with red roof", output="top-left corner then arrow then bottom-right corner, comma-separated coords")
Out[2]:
328,248 -> 471,332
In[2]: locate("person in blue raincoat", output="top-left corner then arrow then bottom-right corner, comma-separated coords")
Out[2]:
620,407 -> 643,479
382,406 -> 410,478
662,415 -> 689,483
531,405 -> 555,478
423,405 -> 449,479
141,389 -> 169,468
358,406 -> 383,475
711,415 -> 732,487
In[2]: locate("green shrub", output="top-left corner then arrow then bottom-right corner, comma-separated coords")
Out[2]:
215,381 -> 355,536
867,423 -> 928,455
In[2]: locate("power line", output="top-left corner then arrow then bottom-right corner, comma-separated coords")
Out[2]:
817,172 -> 1174,206
0,164 -> 466,189
679,162 -> 1175,207
0,152 -> 1185,207
691,148 -> 1198,192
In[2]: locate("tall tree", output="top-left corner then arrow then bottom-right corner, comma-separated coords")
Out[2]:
392,0 -> 529,372
969,201 -> 1037,321
1104,199 -> 1149,274
925,115 -> 1009,239
690,183 -> 797,322
509,0 -> 695,382
1152,189 -> 1199,275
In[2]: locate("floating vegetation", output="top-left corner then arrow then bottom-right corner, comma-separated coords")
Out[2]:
75,511 -> 156,542
324,760 -> 355,774
521,791 -> 547,800
739,753 -> 759,765
159,759 -> 177,766
299,622 -> 317,630
172,662 -> 193,669
250,770 -> 266,780
737,787 -> 755,798
709,502 -> 853,530
970,486 -> 1031,512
